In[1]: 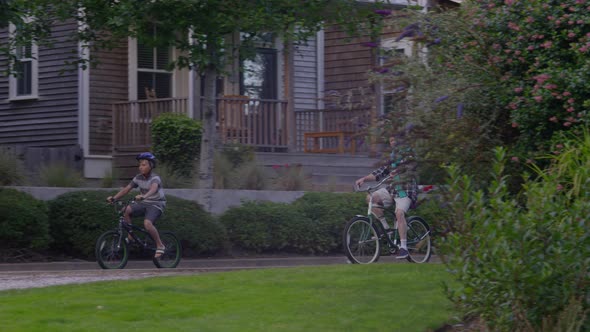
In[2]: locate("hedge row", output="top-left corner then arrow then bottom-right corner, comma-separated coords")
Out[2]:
0,188 -> 444,260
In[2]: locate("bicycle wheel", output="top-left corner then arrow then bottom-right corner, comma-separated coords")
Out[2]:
343,216 -> 380,264
95,230 -> 129,269
153,231 -> 182,268
406,216 -> 432,263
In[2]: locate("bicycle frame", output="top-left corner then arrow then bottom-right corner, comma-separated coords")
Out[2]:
112,200 -> 156,251
357,177 -> 401,251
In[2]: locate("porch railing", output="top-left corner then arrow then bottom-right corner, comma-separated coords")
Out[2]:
295,108 -> 374,153
112,97 -> 188,148
112,96 -> 288,151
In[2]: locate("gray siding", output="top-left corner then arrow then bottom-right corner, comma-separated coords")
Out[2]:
293,37 -> 318,113
89,41 -> 128,155
0,20 -> 80,149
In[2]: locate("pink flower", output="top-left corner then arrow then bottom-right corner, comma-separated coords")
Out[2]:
568,98 -> 575,104
549,116 -> 559,123
547,15 -> 555,21
568,32 -> 576,38
544,84 -> 557,90
564,121 -> 572,127
505,0 -> 514,5
512,122 -> 519,128
514,50 -> 521,55
556,144 -> 564,149
534,73 -> 551,84
511,156 -> 519,162
542,41 -> 553,48
567,107 -> 575,112
557,184 -> 564,191
534,96 -> 543,102
514,87 -> 523,93
526,159 -> 533,164
526,17 -> 535,23
508,22 -> 520,31
527,45 -> 535,51
580,46 -> 589,52
563,91 -> 572,96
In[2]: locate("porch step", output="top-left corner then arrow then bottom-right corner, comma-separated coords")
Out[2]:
255,152 -> 384,190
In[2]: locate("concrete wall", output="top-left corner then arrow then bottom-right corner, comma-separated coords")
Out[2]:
9,187 -> 306,215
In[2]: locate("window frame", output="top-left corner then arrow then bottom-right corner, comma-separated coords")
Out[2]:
8,22 -> 39,101
379,38 -> 413,115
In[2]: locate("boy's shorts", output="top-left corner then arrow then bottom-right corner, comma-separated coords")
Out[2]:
373,188 -> 411,213
129,202 -> 163,223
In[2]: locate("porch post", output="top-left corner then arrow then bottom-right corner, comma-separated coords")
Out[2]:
287,40 -> 296,152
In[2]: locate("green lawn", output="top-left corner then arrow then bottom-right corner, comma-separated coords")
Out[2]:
0,264 -> 455,331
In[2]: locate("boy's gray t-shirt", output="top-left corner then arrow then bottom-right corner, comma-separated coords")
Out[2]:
129,173 -> 166,209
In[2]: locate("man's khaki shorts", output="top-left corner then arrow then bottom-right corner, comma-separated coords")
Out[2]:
373,188 -> 411,213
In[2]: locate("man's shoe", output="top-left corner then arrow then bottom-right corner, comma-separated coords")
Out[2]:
396,248 -> 409,259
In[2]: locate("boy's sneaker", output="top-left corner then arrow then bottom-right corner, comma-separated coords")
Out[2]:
396,248 -> 409,259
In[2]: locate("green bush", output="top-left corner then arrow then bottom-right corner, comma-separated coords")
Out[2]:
48,190 -> 117,259
151,113 -> 202,177
0,149 -> 24,185
219,192 -> 366,254
160,195 -> 227,256
47,191 -> 225,259
0,188 -> 51,250
439,147 -> 590,331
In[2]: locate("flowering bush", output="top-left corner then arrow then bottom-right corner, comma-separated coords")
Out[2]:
371,0 -> 590,182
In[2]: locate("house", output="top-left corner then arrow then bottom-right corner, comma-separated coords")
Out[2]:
0,0 -> 457,186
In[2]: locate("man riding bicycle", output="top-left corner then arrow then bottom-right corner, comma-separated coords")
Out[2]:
355,132 -> 417,259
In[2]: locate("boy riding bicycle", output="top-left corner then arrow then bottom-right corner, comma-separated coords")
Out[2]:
107,152 -> 166,259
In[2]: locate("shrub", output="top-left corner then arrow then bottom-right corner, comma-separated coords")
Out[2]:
219,192 -> 366,254
232,161 -> 269,190
47,190 -> 225,259
151,113 -> 202,177
39,162 -> 84,187
439,147 -> 590,331
157,162 -> 196,188
213,143 -> 263,189
48,190 -> 117,259
0,149 -> 24,185
0,188 -> 51,250
160,195 -> 227,256
272,163 -> 310,191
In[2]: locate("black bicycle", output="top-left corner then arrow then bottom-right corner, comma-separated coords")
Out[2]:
95,199 -> 182,269
343,177 -> 432,264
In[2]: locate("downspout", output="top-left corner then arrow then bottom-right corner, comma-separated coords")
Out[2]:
77,10 -> 90,175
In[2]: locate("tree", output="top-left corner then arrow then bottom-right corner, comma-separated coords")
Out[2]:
6,0 -> 387,206
375,0 -> 590,179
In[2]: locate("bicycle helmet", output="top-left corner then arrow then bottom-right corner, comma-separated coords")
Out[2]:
136,152 -> 157,168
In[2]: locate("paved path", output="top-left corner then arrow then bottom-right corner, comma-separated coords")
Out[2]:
0,255 -> 439,291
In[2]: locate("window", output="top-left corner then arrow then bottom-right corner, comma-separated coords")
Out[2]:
136,28 -> 172,100
8,22 -> 39,100
240,48 -> 278,100
239,32 -> 278,100
379,39 -> 413,115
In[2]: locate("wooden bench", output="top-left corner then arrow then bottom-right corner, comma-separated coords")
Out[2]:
303,131 -> 356,154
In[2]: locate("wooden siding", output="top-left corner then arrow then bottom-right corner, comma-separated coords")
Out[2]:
0,21 -> 80,149
89,40 -> 128,155
324,23 -> 376,108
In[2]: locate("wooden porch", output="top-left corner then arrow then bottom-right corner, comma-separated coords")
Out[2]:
111,97 -> 375,173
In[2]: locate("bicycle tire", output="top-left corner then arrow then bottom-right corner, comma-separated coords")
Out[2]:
95,230 -> 129,269
405,216 -> 432,263
343,216 -> 381,264
153,231 -> 182,268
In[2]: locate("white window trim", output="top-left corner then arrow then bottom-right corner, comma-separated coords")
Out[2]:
128,37 -> 177,101
8,22 -> 39,101
379,38 -> 414,115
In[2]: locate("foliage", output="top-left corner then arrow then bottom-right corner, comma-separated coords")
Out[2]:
0,148 -> 24,185
439,147 -> 589,331
39,162 -> 84,187
47,190 -> 117,259
220,192 -> 366,254
213,143 -> 268,190
160,195 -> 226,256
156,162 -> 196,189
151,113 -> 202,177
374,0 -> 590,179
0,188 -> 51,250
271,163 -> 310,191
